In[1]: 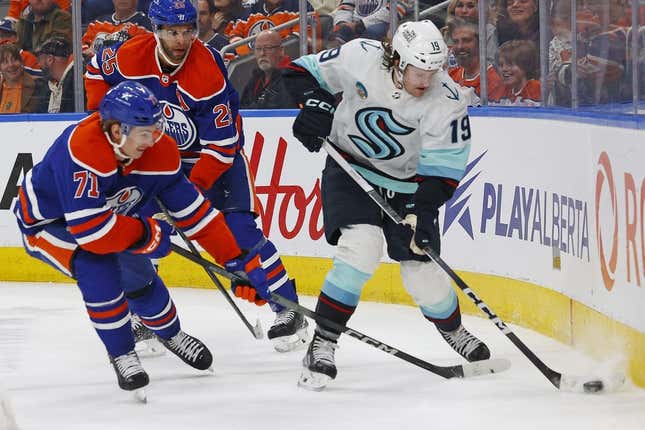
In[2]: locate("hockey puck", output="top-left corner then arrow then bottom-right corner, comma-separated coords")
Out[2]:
582,380 -> 604,393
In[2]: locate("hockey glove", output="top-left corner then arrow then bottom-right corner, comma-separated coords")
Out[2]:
225,250 -> 269,306
410,178 -> 456,255
129,217 -> 173,259
292,89 -> 336,152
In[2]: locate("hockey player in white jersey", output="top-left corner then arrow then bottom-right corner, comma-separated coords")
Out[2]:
283,20 -> 491,390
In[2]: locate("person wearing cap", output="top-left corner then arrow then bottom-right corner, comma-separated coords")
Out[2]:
15,0 -> 72,54
0,43 -> 48,113
36,36 -> 76,112
0,18 -> 42,78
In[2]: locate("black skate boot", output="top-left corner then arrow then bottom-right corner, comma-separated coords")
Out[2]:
131,314 -> 165,357
438,324 -> 491,362
267,309 -> 310,352
159,330 -> 213,371
109,350 -> 149,391
298,333 -> 338,391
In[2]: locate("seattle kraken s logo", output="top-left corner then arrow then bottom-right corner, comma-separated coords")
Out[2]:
349,108 -> 413,160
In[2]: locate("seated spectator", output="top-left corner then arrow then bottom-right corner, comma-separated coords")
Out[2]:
96,0 -> 152,29
496,0 -> 539,45
81,20 -> 149,62
330,0 -> 413,46
0,43 -> 48,113
198,0 -> 217,43
448,19 -> 504,103
206,0 -> 248,51
226,0 -> 309,56
0,18 -> 42,77
241,30 -> 295,108
35,36 -> 76,112
4,0 -> 69,22
16,0 -> 72,53
442,0 -> 498,66
494,39 -> 540,106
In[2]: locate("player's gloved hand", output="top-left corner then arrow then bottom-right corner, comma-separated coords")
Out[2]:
292,89 -> 336,153
402,211 -> 439,256
129,217 -> 173,258
225,250 -> 269,306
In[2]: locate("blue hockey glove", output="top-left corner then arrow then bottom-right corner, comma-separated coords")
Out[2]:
225,250 -> 269,306
292,89 -> 336,152
129,217 -> 173,259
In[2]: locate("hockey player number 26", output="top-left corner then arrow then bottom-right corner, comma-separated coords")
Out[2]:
450,115 -> 471,144
73,171 -> 100,199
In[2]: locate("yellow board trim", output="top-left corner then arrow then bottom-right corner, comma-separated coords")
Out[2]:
1,247 -> 643,387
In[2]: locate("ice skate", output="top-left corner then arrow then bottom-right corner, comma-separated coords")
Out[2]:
109,350 -> 149,402
267,309 -> 310,352
131,314 -> 166,357
438,324 -> 490,362
298,333 -> 338,391
160,330 -> 213,371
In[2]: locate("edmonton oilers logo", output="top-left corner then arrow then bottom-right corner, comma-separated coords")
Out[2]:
106,186 -> 143,215
161,102 -> 197,150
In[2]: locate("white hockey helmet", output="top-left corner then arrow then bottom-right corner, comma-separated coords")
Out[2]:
392,20 -> 447,72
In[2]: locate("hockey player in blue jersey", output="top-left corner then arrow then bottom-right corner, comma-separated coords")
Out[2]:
85,0 -> 309,352
283,20 -> 491,390
13,81 -> 270,399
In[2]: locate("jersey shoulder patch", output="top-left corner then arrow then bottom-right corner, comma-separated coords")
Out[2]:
68,113 -> 118,177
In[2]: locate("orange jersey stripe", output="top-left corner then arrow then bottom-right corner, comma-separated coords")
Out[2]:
25,234 -> 75,274
87,301 -> 129,320
68,211 -> 112,236
175,201 -> 211,230
18,187 -> 36,225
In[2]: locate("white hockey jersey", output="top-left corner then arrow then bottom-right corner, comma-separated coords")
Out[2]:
294,38 -> 472,194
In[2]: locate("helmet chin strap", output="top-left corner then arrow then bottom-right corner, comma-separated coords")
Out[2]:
104,131 -> 131,163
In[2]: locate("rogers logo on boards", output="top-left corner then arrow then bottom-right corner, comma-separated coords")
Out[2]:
595,151 -> 618,291
595,150 -> 645,291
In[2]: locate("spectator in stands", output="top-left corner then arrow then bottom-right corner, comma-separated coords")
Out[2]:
0,43 -> 48,113
207,0 -> 248,51
198,0 -> 217,43
4,0 -> 69,22
0,18 -> 42,77
15,0 -> 72,53
330,0 -> 412,46
36,36 -> 75,112
448,19 -> 504,103
442,0 -> 498,65
496,0 -> 539,46
241,30 -> 295,108
96,0 -> 153,29
494,39 -> 540,106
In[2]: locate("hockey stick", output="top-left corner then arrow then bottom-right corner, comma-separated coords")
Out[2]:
155,198 -> 263,339
321,139 -> 608,393
169,242 -> 511,380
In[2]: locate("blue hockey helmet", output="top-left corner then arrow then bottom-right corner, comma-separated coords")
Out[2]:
99,81 -> 164,130
148,0 -> 197,31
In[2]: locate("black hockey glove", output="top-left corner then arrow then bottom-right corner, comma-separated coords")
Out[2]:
410,178 -> 456,254
292,89 -> 336,152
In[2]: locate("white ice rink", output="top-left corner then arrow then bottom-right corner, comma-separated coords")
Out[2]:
0,282 -> 643,430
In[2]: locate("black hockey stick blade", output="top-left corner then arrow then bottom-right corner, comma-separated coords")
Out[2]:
321,140 -> 616,393
157,199 -> 263,339
170,243 -> 511,380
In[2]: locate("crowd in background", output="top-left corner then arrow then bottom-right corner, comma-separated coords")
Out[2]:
0,0 -> 643,114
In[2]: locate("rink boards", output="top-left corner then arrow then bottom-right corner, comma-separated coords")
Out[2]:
0,108 -> 643,387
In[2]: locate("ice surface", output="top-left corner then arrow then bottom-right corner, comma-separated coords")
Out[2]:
0,282 -> 643,430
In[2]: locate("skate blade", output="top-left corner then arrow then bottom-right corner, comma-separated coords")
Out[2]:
271,326 -> 311,353
298,368 -> 332,391
135,338 -> 167,358
133,388 -> 147,404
